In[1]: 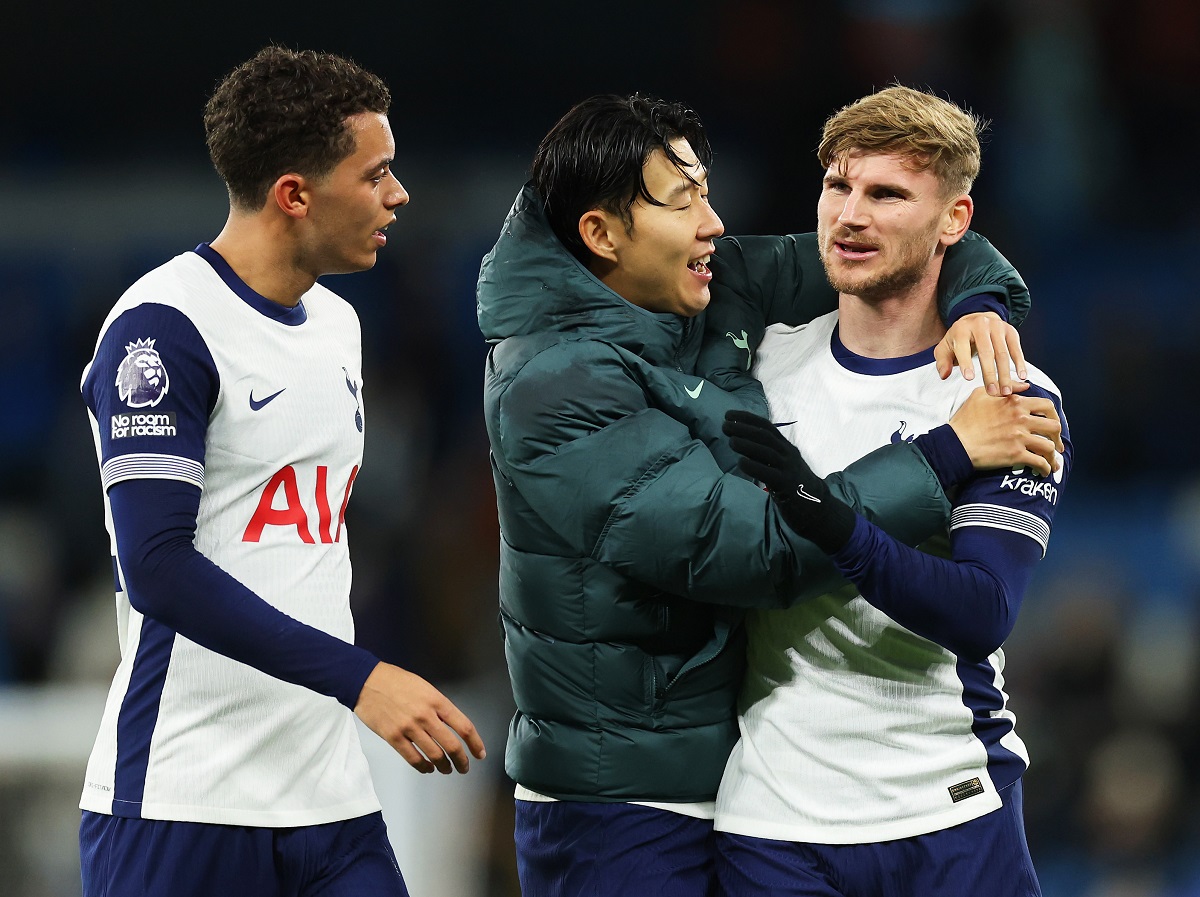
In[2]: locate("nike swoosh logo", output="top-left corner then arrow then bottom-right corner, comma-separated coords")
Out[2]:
685,382 -> 705,399
249,388 -> 286,411
795,485 -> 822,503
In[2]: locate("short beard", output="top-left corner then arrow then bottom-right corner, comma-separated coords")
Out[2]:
818,223 -> 940,302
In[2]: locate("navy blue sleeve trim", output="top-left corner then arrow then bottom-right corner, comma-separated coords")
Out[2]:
109,477 -> 379,708
946,293 -> 1009,326
830,513 -> 1043,661
913,424 -> 975,493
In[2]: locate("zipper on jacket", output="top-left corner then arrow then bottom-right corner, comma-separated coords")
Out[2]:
673,317 -> 692,371
653,615 -> 738,707
653,607 -> 670,700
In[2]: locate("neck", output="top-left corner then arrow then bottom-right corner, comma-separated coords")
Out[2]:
209,211 -> 315,307
836,261 -> 946,359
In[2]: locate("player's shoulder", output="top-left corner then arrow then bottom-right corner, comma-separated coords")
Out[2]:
302,279 -> 355,311
1017,361 -> 1063,402
762,309 -> 837,340
300,281 -> 360,332
112,251 -> 210,314
91,253 -> 211,349
497,336 -> 649,423
757,310 -> 837,366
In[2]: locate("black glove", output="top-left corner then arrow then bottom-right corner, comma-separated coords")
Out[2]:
722,410 -> 857,554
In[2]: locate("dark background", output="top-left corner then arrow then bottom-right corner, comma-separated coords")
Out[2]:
2,2 -> 1200,895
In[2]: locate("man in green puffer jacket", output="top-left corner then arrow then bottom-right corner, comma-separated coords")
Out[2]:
476,94 -> 1062,897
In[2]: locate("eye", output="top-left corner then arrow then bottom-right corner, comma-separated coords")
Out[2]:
678,186 -> 712,211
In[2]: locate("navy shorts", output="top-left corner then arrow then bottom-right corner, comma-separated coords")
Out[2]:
515,799 -> 718,897
79,810 -> 409,897
715,781 -> 1040,897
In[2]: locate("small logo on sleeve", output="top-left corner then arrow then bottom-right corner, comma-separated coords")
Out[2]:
948,777 -> 986,803
115,338 -> 169,408
725,330 -> 752,369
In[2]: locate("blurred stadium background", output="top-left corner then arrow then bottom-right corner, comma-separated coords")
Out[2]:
3,2 -> 1199,895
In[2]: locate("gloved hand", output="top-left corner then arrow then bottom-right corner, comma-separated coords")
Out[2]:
722,410 -> 857,554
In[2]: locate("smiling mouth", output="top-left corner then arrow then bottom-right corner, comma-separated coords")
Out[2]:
687,254 -> 712,275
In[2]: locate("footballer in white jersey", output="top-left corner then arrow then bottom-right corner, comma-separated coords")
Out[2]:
79,245 -> 380,827
715,311 -> 1071,844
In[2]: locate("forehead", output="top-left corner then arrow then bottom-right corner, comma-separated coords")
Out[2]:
642,137 -> 706,194
826,150 -> 938,189
340,111 -> 395,165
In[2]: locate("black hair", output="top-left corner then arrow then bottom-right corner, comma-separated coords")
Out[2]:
530,94 -> 713,262
204,46 -> 391,210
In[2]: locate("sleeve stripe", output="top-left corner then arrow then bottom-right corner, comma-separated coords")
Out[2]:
950,502 -> 1049,556
101,453 -> 204,491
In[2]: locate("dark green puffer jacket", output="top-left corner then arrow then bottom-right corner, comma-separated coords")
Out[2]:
477,185 -> 1026,803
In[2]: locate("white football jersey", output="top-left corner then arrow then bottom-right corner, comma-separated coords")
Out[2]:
715,311 -> 1067,844
79,248 -> 379,826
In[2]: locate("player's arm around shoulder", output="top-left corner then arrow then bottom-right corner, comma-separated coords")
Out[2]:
699,235 -> 830,450
710,233 -> 838,326
822,438 -> 954,550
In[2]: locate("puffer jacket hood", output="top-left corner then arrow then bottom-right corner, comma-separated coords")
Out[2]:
477,184 -> 688,368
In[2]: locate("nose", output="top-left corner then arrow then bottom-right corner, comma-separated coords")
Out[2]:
699,201 -> 724,240
838,192 -> 867,228
385,171 -> 410,208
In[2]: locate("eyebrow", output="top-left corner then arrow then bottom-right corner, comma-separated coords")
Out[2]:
824,173 -> 913,197
364,157 -> 393,176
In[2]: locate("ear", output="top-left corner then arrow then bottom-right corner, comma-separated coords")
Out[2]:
939,194 -> 974,246
271,174 -> 310,220
578,209 -> 621,263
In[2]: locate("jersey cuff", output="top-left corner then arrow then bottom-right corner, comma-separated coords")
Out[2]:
946,292 -> 1009,325
913,424 -> 974,492
101,453 -> 205,491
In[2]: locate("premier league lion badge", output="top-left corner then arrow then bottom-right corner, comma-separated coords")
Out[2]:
116,338 -> 170,408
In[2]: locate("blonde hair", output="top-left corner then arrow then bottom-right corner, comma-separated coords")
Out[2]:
817,85 -> 985,197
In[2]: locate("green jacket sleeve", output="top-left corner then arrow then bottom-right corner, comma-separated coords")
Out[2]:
492,338 -> 950,609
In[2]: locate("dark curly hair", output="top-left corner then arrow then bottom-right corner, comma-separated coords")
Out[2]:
531,94 -> 713,263
204,46 -> 391,210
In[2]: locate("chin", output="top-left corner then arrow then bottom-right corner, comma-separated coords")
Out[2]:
343,252 -> 378,273
825,266 -> 877,297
